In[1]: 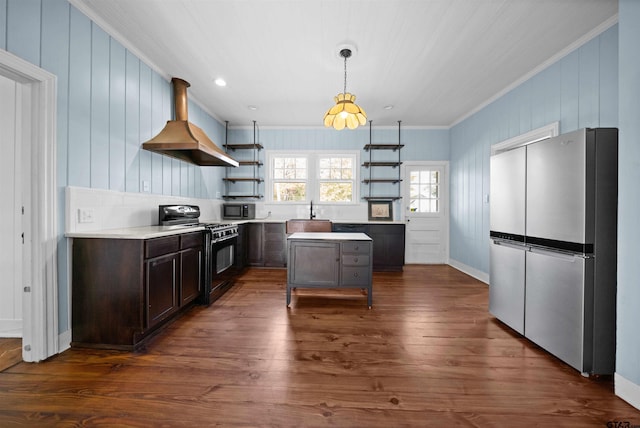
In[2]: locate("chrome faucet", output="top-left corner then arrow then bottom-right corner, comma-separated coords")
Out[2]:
310,200 -> 316,219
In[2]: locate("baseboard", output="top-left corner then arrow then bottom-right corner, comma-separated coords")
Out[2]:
615,373 -> 640,411
448,259 -> 489,284
58,329 -> 71,354
0,320 -> 22,338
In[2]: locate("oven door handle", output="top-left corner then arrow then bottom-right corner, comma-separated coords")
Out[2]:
212,234 -> 238,244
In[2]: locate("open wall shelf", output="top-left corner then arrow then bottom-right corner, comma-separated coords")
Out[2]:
362,121 -> 403,201
222,121 -> 264,200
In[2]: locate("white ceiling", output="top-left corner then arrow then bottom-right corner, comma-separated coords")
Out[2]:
70,0 -> 618,128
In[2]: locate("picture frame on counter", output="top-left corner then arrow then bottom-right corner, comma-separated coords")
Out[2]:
368,200 -> 393,221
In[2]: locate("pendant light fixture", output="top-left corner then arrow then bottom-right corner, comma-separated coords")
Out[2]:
323,48 -> 367,130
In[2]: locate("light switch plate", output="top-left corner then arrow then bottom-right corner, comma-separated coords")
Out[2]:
78,208 -> 95,223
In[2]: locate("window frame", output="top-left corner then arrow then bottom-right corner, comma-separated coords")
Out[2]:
266,150 -> 360,204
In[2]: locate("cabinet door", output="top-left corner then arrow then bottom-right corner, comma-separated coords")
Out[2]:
180,247 -> 202,305
146,253 -> 179,328
264,222 -> 286,267
247,223 -> 264,266
288,241 -> 340,286
368,224 -> 405,271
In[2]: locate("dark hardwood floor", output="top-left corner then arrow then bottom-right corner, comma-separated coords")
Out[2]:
0,265 -> 638,427
0,338 -> 21,372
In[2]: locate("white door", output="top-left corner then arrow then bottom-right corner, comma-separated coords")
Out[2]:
402,162 -> 449,264
0,74 -> 22,338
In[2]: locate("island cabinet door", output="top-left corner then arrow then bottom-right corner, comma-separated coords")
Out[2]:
288,241 -> 340,286
145,252 -> 180,328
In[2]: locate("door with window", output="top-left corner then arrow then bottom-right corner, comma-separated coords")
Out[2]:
402,162 -> 449,264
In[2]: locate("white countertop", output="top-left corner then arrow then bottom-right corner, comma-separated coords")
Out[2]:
65,224 -> 207,239
287,232 -> 372,241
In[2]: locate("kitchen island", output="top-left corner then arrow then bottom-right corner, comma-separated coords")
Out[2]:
287,232 -> 373,308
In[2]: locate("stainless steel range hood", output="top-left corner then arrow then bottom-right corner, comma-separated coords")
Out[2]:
142,78 -> 239,167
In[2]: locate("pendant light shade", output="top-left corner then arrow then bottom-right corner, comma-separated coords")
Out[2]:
323,48 -> 367,130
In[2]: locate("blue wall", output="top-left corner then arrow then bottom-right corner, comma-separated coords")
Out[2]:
449,24 -> 619,274
617,0 -> 640,392
0,0 -> 226,332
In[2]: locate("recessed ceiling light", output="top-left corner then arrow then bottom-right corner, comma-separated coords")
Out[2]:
248,105 -> 258,111
214,78 -> 226,87
384,105 -> 394,110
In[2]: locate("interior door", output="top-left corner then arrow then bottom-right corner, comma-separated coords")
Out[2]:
402,162 -> 449,264
0,74 -> 22,338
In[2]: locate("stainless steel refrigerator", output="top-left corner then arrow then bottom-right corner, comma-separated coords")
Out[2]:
489,128 -> 618,375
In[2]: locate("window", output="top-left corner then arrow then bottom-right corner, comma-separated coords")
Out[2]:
272,156 -> 307,201
268,151 -> 358,203
409,169 -> 440,213
318,156 -> 354,202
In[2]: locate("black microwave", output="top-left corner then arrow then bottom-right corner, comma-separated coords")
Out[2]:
222,203 -> 255,220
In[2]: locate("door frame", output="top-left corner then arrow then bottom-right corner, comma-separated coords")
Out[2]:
400,160 -> 450,264
0,49 -> 58,362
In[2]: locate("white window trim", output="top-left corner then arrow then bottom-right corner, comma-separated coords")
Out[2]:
265,150 -> 360,204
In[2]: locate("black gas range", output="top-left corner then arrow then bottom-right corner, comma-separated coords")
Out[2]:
159,205 -> 239,305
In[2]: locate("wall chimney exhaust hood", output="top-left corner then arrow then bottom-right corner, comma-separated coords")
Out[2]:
142,78 -> 239,167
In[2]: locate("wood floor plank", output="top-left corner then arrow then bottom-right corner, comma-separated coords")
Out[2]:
0,265 -> 638,427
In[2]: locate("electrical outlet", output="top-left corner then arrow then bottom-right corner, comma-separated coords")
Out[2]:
78,208 -> 95,223
142,180 -> 150,192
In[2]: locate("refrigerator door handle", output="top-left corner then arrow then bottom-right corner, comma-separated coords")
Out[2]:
529,246 -> 589,261
492,239 -> 529,251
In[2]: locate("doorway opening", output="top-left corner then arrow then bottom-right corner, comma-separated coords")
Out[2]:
0,49 -> 58,362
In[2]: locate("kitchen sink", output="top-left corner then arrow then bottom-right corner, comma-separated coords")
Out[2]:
285,219 -> 332,234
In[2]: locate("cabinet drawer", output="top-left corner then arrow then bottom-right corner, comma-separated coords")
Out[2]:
180,231 -> 203,249
145,236 -> 180,259
341,267 -> 370,285
342,254 -> 370,266
342,241 -> 370,254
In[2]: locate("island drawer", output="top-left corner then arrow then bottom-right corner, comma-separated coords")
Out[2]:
342,254 -> 370,266
342,241 -> 371,254
341,267 -> 370,286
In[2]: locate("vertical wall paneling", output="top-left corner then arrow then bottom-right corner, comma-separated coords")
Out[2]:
560,50 -> 580,133
599,26 -> 618,127
138,63 -> 152,192
67,7 -> 91,187
6,0 -> 40,66
90,23 -> 110,189
617,0 -> 640,393
150,73 -> 165,194
109,39 -> 126,192
41,0 -> 71,332
168,157 -> 177,195
0,0 -> 7,50
578,37 -> 600,128
124,50 -> 140,193
180,160 -> 188,197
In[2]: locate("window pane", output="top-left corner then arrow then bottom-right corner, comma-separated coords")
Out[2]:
272,182 -> 306,201
319,182 -> 352,202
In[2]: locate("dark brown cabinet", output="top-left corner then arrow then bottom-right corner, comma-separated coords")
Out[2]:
145,251 -> 179,327
332,223 -> 405,271
247,222 -> 287,267
72,231 -> 204,350
264,222 -> 286,267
